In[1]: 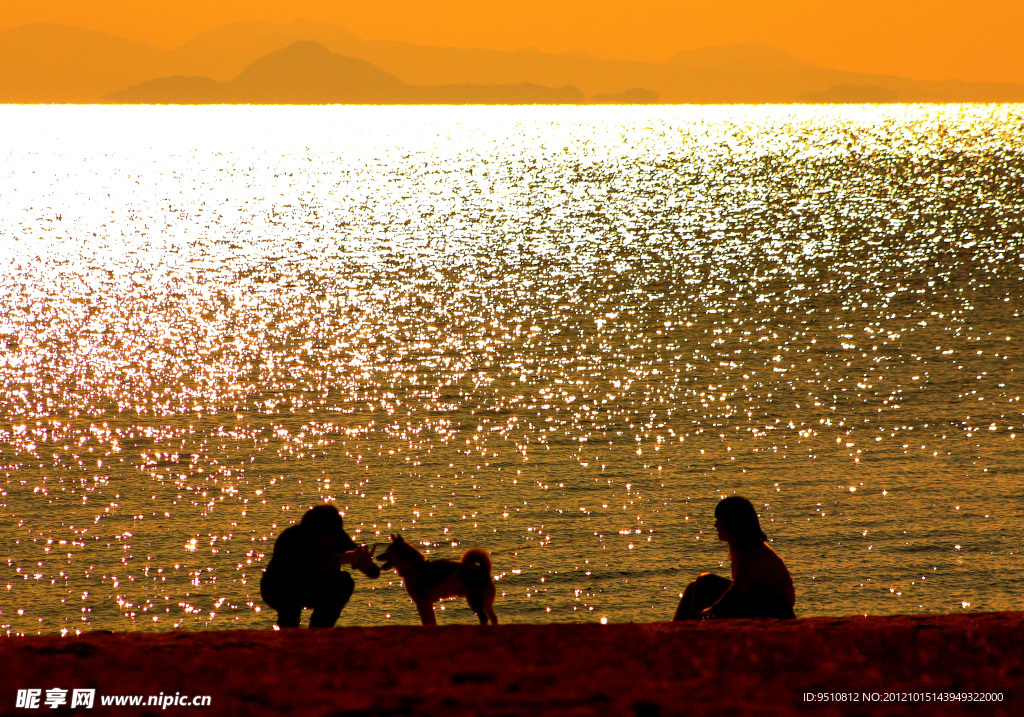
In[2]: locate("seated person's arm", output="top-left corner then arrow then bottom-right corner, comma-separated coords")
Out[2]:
701,584 -> 743,619
702,559 -> 755,618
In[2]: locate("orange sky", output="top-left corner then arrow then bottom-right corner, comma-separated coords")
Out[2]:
4,0 -> 1023,84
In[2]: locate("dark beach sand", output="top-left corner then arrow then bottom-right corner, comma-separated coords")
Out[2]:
4,613 -> 1022,716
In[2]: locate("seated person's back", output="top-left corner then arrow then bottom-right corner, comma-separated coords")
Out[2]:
720,539 -> 795,619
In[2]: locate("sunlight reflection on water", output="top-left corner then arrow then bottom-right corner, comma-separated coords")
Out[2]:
1,104 -> 1023,634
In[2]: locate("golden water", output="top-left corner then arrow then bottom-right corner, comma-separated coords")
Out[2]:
1,105 -> 1022,634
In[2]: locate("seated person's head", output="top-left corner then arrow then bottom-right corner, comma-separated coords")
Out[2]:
714,496 -> 767,546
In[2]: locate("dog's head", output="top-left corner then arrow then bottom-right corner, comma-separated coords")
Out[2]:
376,534 -> 423,573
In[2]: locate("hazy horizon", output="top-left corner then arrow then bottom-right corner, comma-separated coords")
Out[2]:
5,16 -> 1024,106
3,1 -> 1023,85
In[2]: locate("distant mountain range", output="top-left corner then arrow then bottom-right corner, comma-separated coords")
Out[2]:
3,20 -> 1024,104
106,42 -> 584,104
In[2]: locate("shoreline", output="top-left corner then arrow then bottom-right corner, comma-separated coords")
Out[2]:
4,612 -> 1022,715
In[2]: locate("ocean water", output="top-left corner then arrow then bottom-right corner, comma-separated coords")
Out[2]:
1,104 -> 1022,635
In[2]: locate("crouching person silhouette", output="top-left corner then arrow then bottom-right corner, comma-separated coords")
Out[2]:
674,496 -> 795,620
261,504 -> 380,628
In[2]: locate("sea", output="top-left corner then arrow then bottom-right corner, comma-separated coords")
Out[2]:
1,104 -> 1022,635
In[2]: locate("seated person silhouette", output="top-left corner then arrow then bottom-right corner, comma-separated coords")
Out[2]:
260,504 -> 380,628
674,496 -> 795,620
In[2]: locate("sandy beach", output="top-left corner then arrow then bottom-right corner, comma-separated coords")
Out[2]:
4,612 -> 1021,716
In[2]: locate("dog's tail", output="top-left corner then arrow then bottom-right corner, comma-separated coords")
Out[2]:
460,548 -> 493,587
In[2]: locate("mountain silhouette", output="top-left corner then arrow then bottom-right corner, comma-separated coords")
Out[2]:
170,19 -> 364,81
229,41 -> 408,103
4,20 -> 1024,104
107,41 -> 584,104
669,44 -> 809,70
101,75 -> 226,104
800,84 -> 898,103
0,24 -> 167,102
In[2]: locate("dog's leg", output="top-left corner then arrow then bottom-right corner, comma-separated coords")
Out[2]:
415,600 -> 437,626
467,592 -> 488,624
481,584 -> 498,624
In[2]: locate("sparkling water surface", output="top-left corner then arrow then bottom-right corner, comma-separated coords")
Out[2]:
1,105 -> 1022,634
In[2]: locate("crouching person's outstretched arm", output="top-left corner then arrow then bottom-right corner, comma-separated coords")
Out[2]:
335,543 -> 381,579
